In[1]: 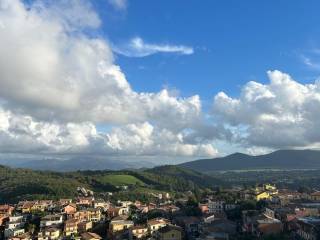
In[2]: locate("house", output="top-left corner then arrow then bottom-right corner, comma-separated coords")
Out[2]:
87,208 -> 102,222
32,200 -> 53,212
147,218 -> 168,234
155,225 -> 182,240
8,232 -> 31,240
131,225 -> 149,239
0,205 -> 14,216
63,203 -> 77,215
309,192 -> 320,201
117,201 -> 133,208
108,206 -> 129,218
72,210 -> 88,222
19,201 -> 36,213
93,200 -> 110,211
64,218 -> 79,236
109,216 -> 134,233
81,232 -> 102,240
58,199 -> 72,206
76,197 -> 94,206
6,216 -> 26,230
255,191 -> 271,201
40,214 -> 63,228
4,228 -> 25,239
38,227 -> 61,240
78,221 -> 92,233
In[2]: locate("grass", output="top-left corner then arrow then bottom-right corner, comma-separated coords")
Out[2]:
98,174 -> 145,186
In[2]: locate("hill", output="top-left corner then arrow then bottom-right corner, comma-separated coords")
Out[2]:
179,149 -> 320,172
0,165 -> 222,203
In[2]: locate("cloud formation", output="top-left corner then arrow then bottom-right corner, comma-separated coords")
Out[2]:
213,70 -> 320,149
0,0 -> 217,159
113,37 -> 194,57
0,108 -> 216,157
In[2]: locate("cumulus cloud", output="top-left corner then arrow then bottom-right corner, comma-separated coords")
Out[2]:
0,0 -> 218,160
213,70 -> 320,149
0,0 -> 198,127
113,37 -> 194,57
0,108 -> 217,157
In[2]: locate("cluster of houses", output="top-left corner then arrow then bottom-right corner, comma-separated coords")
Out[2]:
1,184 -> 320,239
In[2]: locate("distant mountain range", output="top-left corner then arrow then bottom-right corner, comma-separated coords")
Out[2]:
0,157 -> 155,171
2,149 -> 320,173
179,149 -> 320,172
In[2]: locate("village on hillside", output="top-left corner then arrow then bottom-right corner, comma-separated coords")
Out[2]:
1,183 -> 320,240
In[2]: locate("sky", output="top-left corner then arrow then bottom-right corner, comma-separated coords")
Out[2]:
1,0 -> 320,164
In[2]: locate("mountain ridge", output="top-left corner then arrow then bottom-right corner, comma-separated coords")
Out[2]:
179,149 -> 320,172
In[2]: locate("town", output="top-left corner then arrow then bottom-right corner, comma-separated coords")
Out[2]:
1,183 -> 320,240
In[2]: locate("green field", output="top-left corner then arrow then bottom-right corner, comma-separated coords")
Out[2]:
98,174 -> 145,186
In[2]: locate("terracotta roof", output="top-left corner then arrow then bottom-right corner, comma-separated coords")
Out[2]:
81,232 -> 102,240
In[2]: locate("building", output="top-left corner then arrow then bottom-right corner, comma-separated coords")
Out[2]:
38,227 -> 61,240
155,225 -> 182,240
40,215 -> 63,228
64,218 -> 78,236
147,218 -> 168,234
131,225 -> 149,239
0,205 -> 14,216
6,216 -> 25,230
81,232 -> 102,240
109,216 -> 134,233
78,221 -> 93,233
309,192 -> 320,201
63,203 -> 77,215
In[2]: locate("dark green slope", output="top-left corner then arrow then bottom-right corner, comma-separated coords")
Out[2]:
0,165 -> 222,203
179,149 -> 320,172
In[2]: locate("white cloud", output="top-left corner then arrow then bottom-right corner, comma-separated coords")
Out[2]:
113,37 -> 194,57
0,108 -> 218,157
108,0 -> 127,11
0,0 -> 217,160
0,0 -> 199,128
213,70 -> 320,149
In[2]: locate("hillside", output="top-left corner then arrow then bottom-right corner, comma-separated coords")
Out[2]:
0,165 -> 221,203
179,149 -> 320,172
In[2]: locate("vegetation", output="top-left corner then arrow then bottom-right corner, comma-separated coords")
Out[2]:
0,165 -> 221,203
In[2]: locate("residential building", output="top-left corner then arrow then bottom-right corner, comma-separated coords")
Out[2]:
64,218 -> 78,236
131,225 -> 148,239
155,225 -> 182,240
40,215 -> 63,228
147,218 -> 168,234
81,232 -> 102,240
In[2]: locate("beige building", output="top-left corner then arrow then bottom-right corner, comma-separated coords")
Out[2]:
155,225 -> 182,240
148,218 -> 168,234
109,216 -> 134,233
131,225 -> 149,239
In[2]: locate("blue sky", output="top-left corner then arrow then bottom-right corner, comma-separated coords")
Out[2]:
95,0 -> 320,101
